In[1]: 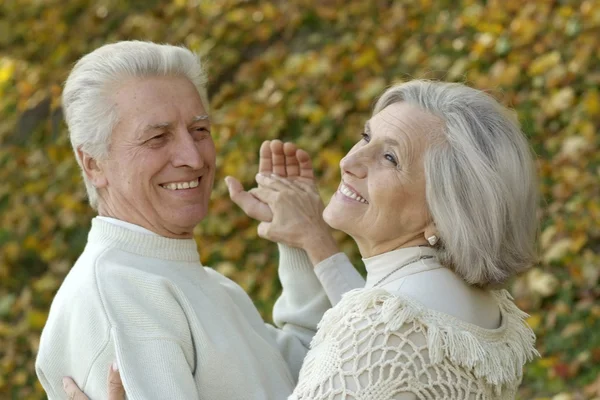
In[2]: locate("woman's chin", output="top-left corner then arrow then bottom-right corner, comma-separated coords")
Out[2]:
323,204 -> 349,233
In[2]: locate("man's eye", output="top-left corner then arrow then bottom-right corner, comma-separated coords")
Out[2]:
361,132 -> 370,142
149,134 -> 166,141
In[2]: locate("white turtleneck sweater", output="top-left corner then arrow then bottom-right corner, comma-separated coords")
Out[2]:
292,247 -> 539,399
35,217 -> 361,400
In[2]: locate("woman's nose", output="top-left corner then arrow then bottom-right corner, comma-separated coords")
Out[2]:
340,151 -> 367,179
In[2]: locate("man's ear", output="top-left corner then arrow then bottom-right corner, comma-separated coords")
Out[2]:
77,148 -> 108,189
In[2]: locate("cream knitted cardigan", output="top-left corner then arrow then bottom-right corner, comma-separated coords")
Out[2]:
291,249 -> 539,400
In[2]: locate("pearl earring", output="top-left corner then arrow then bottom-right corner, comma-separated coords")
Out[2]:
427,235 -> 439,246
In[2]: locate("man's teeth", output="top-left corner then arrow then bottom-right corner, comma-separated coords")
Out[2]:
340,183 -> 368,203
162,179 -> 199,190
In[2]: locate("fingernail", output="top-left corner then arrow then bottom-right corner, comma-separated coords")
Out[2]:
112,361 -> 119,372
62,378 -> 68,389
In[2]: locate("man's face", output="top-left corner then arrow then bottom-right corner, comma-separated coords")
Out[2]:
95,76 -> 216,238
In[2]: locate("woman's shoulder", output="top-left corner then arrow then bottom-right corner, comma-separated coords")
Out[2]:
314,287 -> 539,387
392,267 -> 502,329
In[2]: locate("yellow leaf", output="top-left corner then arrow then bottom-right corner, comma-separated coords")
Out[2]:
538,356 -> 559,368
27,309 -> 48,330
3,241 -> 20,261
352,48 -> 377,69
528,51 -> 561,76
583,90 -> 600,116
527,313 -> 542,330
0,58 -> 15,83
527,268 -> 559,297
544,238 -> 573,263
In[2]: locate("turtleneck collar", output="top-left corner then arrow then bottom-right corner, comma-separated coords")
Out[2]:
363,246 -> 441,288
88,217 -> 201,263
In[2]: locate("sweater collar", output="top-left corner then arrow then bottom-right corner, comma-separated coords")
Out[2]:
363,246 -> 440,288
88,217 -> 201,263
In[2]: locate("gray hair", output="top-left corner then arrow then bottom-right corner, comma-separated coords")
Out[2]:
62,41 -> 209,209
374,80 -> 538,287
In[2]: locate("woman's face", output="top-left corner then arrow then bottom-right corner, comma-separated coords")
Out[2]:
323,102 -> 441,257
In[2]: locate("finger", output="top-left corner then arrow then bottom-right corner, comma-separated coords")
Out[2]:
248,186 -> 278,205
297,149 -> 315,180
288,178 -> 318,193
226,177 -> 273,221
62,377 -> 90,400
258,141 -> 272,175
108,363 -> 126,400
283,142 -> 300,177
269,174 -> 306,189
225,176 -> 244,197
256,173 -> 296,192
270,140 -> 286,176
257,221 -> 271,241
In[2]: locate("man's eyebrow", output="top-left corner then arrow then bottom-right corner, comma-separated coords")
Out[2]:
143,122 -> 171,132
190,115 -> 210,124
364,121 -> 371,134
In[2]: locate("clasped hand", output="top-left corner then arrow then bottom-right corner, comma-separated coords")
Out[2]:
226,140 -> 338,264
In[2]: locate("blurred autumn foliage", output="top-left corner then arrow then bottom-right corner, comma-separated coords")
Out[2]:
0,0 -> 599,398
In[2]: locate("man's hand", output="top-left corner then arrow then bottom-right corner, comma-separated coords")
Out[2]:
226,140 -> 315,222
63,363 -> 125,400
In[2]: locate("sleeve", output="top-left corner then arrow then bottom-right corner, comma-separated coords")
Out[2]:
313,252 -> 365,305
291,304 -> 426,399
97,267 -> 200,400
263,244 -> 333,380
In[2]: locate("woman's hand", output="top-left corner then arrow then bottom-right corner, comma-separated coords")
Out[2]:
251,174 -> 339,265
226,140 -> 314,222
62,363 -> 125,400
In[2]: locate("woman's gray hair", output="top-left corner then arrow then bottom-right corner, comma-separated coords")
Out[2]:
374,80 -> 538,287
62,41 -> 209,209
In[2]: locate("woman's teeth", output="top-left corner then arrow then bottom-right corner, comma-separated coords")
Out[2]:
340,183 -> 367,203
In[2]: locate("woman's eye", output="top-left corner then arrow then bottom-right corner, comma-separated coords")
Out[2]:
385,153 -> 398,166
361,132 -> 370,142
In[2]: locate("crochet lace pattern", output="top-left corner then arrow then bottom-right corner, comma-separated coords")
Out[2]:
290,288 -> 538,400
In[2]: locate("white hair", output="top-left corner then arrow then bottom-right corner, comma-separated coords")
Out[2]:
62,41 -> 209,209
374,80 -> 538,287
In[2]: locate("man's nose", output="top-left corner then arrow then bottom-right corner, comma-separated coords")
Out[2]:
172,129 -> 204,170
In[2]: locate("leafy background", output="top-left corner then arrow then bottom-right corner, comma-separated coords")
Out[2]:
0,0 -> 599,398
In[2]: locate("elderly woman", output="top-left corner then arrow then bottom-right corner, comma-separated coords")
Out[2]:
233,80 -> 539,399
66,80 -> 539,399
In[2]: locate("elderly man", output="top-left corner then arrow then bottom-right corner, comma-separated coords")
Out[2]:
36,41 -> 363,400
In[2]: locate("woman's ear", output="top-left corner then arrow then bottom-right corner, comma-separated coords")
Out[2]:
424,222 -> 439,246
77,148 -> 108,189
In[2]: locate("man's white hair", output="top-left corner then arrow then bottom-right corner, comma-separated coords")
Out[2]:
62,41 -> 208,209
374,80 -> 538,287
